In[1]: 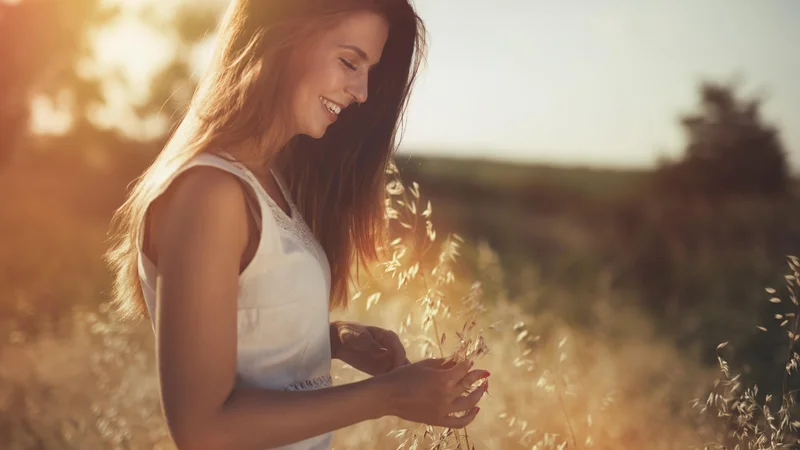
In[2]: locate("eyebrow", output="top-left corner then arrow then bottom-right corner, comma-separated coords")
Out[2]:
338,44 -> 378,67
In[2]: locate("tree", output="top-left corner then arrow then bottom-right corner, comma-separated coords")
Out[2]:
656,80 -> 789,200
0,1 -> 221,164
0,0 -> 119,162
134,3 -> 221,126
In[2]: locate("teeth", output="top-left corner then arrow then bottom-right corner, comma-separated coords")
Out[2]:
320,96 -> 341,115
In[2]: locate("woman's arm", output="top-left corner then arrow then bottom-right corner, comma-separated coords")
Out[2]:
210,378 -> 388,449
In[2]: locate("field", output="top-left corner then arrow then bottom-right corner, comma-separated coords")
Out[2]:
2,149 -> 799,449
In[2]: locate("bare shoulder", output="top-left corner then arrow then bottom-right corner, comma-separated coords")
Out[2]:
160,165 -> 248,216
147,165 -> 250,265
151,166 -> 249,422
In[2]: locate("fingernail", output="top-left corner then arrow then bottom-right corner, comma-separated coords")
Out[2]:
476,407 -> 481,414
468,360 -> 474,368
481,371 -> 491,379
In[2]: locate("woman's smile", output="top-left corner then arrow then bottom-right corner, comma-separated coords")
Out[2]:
320,96 -> 342,123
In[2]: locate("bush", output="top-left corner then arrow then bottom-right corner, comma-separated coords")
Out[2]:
654,80 -> 790,201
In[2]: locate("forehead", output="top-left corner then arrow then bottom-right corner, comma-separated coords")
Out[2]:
318,11 -> 389,64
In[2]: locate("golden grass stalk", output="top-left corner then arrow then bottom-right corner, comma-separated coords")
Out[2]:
378,162 -> 490,449
692,255 -> 800,449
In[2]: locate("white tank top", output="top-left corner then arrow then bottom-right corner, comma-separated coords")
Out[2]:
136,152 -> 334,450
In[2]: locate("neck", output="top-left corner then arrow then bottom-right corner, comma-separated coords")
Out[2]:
231,136 -> 292,181
225,111 -> 300,173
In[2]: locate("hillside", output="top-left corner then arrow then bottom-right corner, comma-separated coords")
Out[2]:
396,154 -> 649,204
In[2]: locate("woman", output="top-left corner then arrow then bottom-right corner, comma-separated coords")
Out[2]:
105,0 -> 489,449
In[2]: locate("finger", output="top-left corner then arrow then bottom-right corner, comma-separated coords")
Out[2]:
445,359 -> 473,380
379,331 -> 407,369
418,357 -> 454,370
440,406 -> 480,429
351,332 -> 387,353
456,369 -> 491,392
403,357 -> 411,366
437,357 -> 458,370
450,380 -> 488,412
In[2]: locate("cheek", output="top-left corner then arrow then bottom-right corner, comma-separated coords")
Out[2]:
291,78 -> 318,119
295,75 -> 338,118
290,57 -> 346,121
305,60 -> 347,97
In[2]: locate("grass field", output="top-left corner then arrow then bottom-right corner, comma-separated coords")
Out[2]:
1,150 -> 798,448
397,153 -> 649,202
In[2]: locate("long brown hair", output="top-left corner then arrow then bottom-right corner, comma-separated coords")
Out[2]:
105,0 -> 427,319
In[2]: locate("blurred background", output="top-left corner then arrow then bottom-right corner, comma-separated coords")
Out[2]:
2,0 -> 800,448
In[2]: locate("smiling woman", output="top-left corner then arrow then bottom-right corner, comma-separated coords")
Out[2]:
103,0 -> 490,449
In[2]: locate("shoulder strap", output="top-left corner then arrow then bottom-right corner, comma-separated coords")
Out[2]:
135,152 -> 278,253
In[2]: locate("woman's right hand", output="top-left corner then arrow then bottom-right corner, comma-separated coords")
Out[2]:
378,357 -> 490,428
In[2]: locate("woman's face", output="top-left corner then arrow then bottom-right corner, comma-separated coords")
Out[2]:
289,11 -> 389,139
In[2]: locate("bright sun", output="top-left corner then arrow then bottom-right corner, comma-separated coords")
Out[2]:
92,1 -> 176,94
33,0 -> 220,137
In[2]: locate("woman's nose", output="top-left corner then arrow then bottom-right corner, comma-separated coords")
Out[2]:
347,74 -> 369,105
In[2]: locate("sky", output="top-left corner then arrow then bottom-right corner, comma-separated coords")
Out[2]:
43,0 -> 800,169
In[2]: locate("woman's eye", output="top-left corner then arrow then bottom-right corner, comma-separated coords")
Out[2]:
339,58 -> 358,71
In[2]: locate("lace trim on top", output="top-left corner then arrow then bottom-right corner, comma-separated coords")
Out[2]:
270,175 -> 322,258
283,374 -> 333,391
225,157 -> 326,265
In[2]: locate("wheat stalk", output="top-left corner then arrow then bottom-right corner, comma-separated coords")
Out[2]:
379,162 -> 490,449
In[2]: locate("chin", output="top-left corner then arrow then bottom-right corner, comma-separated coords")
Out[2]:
301,124 -> 329,140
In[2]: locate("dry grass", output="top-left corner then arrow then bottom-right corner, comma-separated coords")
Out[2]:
692,257 -> 800,449
1,160 -> 798,449
329,164 -> 723,449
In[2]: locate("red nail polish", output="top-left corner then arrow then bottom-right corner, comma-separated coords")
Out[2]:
481,371 -> 491,379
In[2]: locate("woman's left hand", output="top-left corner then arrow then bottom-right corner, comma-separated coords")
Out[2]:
330,321 -> 411,376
